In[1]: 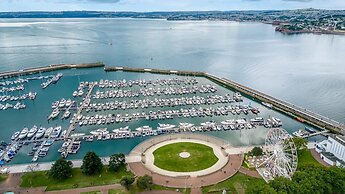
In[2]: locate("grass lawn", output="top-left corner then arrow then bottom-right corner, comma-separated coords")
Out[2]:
153,142 -> 218,172
0,174 -> 8,182
81,191 -> 101,194
21,166 -> 132,191
108,185 -> 190,194
202,173 -> 265,194
297,149 -> 323,169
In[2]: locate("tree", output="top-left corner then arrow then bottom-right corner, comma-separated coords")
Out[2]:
292,137 -> 307,151
49,158 -> 73,180
81,152 -> 103,175
251,147 -> 263,156
137,175 -> 153,190
120,175 -> 135,189
109,153 -> 125,172
269,177 -> 296,194
246,181 -> 277,194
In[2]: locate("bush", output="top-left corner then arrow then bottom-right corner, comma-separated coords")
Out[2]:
120,175 -> 135,189
109,153 -> 125,172
250,147 -> 263,156
137,175 -> 153,190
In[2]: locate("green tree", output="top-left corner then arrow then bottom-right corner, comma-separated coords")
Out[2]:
327,166 -> 345,193
120,175 -> 135,190
81,152 -> 103,175
269,177 -> 296,194
292,137 -> 307,151
49,158 -> 73,180
137,175 -> 153,190
246,181 -> 277,194
109,153 -> 125,172
251,147 -> 263,156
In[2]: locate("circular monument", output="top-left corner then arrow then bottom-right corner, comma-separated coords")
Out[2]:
179,152 -> 190,158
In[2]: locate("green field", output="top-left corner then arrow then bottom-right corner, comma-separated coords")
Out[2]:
153,142 -> 218,172
81,191 -> 102,194
202,172 -> 265,194
0,174 -> 8,182
21,166 -> 132,191
297,149 -> 323,169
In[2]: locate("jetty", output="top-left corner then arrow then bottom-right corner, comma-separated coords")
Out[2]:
105,66 -> 345,135
0,62 -> 104,79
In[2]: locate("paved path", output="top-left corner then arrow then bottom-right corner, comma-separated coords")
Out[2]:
129,154 -> 242,188
127,133 -> 244,188
144,138 -> 228,177
239,167 -> 261,178
309,148 -> 331,167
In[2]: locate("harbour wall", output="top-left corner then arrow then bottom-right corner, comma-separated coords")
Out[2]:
0,62 -> 105,79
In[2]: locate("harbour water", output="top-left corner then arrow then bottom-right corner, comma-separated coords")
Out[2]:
1,18 -> 344,164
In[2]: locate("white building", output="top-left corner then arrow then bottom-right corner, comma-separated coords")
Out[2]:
315,135 -> 345,167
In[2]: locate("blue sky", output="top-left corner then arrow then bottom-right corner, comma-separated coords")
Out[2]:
1,0 -> 345,12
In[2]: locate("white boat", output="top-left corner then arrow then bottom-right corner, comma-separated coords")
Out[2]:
11,131 -> 20,140
61,130 -> 67,138
35,127 -> 46,139
27,125 -> 38,138
62,110 -> 71,119
90,128 -> 109,135
59,98 -> 66,108
45,127 -> 53,138
66,99 -> 72,107
19,127 -> 29,139
32,155 -> 38,162
262,102 -> 273,109
112,126 -> 130,133
70,133 -> 85,137
157,123 -> 176,130
221,120 -> 235,125
136,126 -> 152,132
49,108 -> 60,120
179,123 -> 194,129
50,126 -> 62,138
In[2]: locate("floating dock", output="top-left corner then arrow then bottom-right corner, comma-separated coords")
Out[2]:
0,62 -> 105,79
105,66 -> 345,135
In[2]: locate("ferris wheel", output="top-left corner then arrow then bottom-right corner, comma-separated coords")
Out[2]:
260,128 -> 298,180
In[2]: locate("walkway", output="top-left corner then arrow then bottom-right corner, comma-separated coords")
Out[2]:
309,148 -> 331,167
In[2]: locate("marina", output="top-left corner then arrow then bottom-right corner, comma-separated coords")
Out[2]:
0,64 -> 340,165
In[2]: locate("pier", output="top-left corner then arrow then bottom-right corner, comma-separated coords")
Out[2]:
0,62 -> 104,79
106,66 -> 345,135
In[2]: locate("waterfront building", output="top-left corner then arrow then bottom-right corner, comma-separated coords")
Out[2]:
315,135 -> 345,167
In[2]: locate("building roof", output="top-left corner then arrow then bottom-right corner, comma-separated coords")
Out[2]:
329,135 -> 345,147
321,152 -> 338,162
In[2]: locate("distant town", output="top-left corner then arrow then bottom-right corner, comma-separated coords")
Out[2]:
1,8 -> 345,35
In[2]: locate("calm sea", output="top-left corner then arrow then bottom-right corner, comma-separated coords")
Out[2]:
0,18 -> 344,164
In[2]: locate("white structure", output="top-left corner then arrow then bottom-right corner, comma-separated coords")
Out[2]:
315,135 -> 345,167
257,128 -> 298,182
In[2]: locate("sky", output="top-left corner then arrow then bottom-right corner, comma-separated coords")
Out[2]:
0,0 -> 345,12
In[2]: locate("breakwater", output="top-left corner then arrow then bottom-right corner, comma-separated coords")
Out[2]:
105,66 -> 345,135
0,62 -> 105,79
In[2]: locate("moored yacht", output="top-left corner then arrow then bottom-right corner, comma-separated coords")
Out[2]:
27,125 -> 38,139
19,127 -> 29,139
35,127 -> 46,139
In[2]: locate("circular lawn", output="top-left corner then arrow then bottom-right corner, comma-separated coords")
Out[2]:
153,142 -> 219,172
